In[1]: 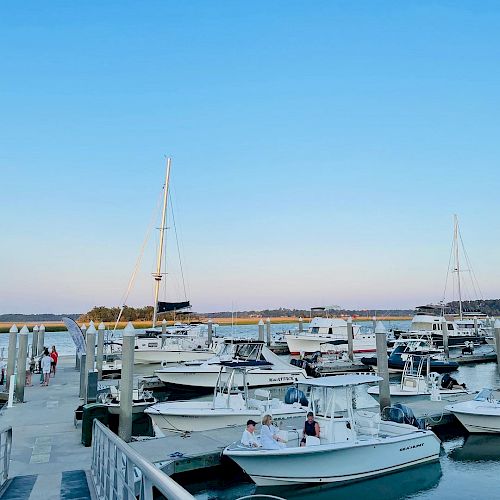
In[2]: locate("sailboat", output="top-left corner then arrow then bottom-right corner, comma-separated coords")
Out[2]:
112,159 -> 215,365
398,216 -> 491,348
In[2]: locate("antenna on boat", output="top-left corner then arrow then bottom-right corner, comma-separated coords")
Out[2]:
152,157 -> 172,328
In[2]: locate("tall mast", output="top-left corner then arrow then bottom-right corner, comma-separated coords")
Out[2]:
454,214 -> 463,320
152,157 -> 172,327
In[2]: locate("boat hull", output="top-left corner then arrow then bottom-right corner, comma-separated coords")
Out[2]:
446,401 -> 500,433
146,403 -> 305,432
224,431 -> 440,486
286,334 -> 375,355
155,367 -> 306,389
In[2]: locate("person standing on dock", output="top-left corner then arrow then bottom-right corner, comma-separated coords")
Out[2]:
50,345 -> 58,377
40,348 -> 52,386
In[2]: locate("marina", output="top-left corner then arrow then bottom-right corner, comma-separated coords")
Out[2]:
3,4 -> 500,498
0,319 -> 498,498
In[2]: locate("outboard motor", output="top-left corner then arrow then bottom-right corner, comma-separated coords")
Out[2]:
384,403 -> 425,429
284,387 -> 308,406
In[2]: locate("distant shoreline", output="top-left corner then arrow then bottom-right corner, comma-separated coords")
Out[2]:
0,316 -> 411,333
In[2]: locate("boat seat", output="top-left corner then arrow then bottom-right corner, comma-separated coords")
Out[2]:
355,410 -> 380,438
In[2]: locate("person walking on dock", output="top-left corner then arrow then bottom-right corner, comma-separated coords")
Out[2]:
50,345 -> 58,377
41,348 -> 52,386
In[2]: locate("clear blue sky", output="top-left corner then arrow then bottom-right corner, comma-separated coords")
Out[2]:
1,1 -> 499,314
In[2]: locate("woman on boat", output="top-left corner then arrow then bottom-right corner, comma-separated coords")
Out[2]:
300,411 -> 320,446
260,414 -> 285,450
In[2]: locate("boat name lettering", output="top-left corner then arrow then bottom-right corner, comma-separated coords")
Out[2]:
400,442 -> 424,451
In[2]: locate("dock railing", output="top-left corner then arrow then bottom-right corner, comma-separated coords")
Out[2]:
0,426 -> 12,489
91,420 -> 194,500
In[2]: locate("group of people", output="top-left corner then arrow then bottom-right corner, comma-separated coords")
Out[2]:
241,412 -> 320,449
25,345 -> 58,387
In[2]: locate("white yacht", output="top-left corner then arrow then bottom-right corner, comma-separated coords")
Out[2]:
223,374 -> 441,486
146,368 -> 307,433
446,388 -> 500,433
286,317 -> 375,355
398,305 -> 490,348
154,339 -> 308,391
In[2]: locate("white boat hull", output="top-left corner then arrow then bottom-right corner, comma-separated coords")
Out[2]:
286,334 -> 376,355
146,402 -> 305,432
155,366 -> 306,389
446,400 -> 500,433
134,349 -> 213,365
224,429 -> 440,486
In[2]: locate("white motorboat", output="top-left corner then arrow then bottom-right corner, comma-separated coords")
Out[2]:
98,385 -> 157,414
223,374 -> 441,486
145,368 -> 307,433
368,354 -> 467,400
155,339 -> 308,391
132,326 -> 214,365
286,317 -> 375,355
446,388 -> 500,433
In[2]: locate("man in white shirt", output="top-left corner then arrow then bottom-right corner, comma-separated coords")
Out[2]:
241,419 -> 260,447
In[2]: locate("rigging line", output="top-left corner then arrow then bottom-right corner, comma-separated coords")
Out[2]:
458,228 -> 483,300
113,188 -> 164,332
442,230 -> 455,303
169,191 -> 188,301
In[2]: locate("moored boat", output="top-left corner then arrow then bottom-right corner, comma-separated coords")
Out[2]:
155,339 -> 309,392
446,388 -> 500,433
223,374 -> 441,486
146,368 -> 307,433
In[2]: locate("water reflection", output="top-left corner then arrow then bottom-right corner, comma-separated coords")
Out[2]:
449,434 -> 500,462
255,462 -> 442,500
186,462 -> 442,500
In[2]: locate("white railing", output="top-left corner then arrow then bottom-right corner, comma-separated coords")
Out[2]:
0,426 -> 12,488
91,420 -> 194,500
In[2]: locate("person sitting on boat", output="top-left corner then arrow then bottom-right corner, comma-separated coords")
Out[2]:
300,411 -> 320,446
241,419 -> 260,448
441,373 -> 466,390
260,414 -> 285,450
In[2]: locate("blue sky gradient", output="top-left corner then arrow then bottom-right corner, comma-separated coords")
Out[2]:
1,1 -> 499,313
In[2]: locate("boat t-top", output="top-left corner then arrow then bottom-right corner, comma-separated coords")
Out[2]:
223,374 -> 441,486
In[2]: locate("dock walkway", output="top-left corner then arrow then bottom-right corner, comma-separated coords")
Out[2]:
0,356 -> 92,500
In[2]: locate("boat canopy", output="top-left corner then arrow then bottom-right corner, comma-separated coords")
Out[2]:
298,374 -> 381,388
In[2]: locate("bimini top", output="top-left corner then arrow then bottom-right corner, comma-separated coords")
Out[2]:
298,374 -> 382,388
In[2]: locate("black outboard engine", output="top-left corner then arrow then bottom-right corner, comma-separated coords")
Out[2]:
384,403 -> 425,429
284,387 -> 308,406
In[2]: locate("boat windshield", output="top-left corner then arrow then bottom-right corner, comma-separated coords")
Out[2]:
219,342 -> 263,361
474,388 -> 494,402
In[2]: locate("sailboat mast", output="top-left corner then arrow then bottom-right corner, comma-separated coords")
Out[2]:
454,214 -> 463,320
152,157 -> 172,328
